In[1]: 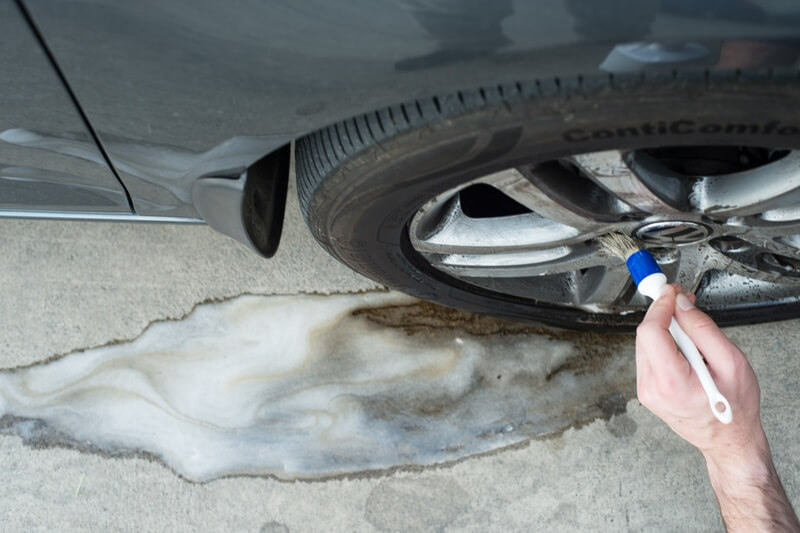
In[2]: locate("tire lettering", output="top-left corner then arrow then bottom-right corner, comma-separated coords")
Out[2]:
699,123 -> 721,134
616,127 -> 639,137
562,120 -> 795,141
670,120 -> 694,134
563,129 -> 589,142
724,124 -> 759,134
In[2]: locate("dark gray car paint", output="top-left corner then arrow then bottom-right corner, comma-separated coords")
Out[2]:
12,1 -> 800,231
0,0 -> 130,213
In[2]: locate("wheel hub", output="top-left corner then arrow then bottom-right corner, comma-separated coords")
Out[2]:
634,221 -> 711,246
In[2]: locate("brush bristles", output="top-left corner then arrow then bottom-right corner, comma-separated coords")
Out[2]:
598,232 -> 641,260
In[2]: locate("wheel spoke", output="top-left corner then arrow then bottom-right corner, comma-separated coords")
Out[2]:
658,244 -> 730,294
435,243 -> 615,279
742,234 -> 800,259
738,218 -> 800,258
409,193 -> 585,255
570,150 -> 681,214
478,168 -> 612,232
691,151 -> 800,217
412,166 -> 640,255
578,264 -> 633,306
744,217 -> 800,240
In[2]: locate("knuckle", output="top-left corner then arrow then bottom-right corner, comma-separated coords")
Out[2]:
666,284 -> 680,296
655,377 -> 677,398
728,349 -> 751,375
637,385 -> 651,407
636,322 -> 658,338
687,313 -> 718,334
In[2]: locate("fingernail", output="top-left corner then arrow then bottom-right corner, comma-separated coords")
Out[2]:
677,292 -> 694,311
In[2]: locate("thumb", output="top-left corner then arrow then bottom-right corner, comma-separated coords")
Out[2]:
636,284 -> 691,382
673,291 -> 738,376
641,283 -> 679,329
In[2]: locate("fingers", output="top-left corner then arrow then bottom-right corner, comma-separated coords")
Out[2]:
672,290 -> 740,376
636,284 -> 691,383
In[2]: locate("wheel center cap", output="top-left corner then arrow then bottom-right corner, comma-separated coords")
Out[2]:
635,221 -> 711,246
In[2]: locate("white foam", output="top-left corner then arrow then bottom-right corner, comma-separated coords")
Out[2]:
0,292 -> 634,481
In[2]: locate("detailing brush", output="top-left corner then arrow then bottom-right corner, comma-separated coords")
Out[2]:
599,232 -> 732,424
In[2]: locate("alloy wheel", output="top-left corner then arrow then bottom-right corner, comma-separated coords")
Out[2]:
409,146 -> 800,313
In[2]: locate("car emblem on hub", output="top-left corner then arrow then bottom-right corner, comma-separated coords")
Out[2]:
635,221 -> 711,246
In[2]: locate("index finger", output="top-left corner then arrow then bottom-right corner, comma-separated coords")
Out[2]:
636,284 -> 691,381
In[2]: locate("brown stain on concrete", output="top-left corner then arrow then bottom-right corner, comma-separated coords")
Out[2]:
353,300 -> 631,378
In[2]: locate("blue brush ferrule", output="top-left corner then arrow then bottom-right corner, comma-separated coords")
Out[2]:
626,250 -> 662,286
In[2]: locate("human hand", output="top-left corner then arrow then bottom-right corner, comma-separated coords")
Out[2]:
636,284 -> 800,531
635,284 -> 766,462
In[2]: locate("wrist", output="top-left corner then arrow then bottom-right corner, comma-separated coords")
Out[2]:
706,451 -> 774,492
701,430 -> 800,531
703,429 -> 773,489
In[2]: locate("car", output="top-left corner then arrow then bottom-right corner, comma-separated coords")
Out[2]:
4,0 -> 800,330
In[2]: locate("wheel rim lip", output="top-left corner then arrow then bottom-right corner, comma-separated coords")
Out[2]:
408,146 -> 800,314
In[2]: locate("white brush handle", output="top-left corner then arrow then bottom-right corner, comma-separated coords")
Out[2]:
668,318 -> 732,424
638,273 -> 732,424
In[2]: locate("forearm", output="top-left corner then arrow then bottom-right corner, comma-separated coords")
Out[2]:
705,439 -> 800,532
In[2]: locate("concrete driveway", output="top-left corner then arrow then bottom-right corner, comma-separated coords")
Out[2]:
0,177 -> 798,532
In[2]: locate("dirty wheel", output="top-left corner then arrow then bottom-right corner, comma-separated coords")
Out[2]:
296,71 -> 800,330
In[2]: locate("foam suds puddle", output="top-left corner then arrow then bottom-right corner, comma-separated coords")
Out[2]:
0,292 -> 635,482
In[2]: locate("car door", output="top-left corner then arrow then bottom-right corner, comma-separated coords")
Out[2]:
0,0 -> 131,216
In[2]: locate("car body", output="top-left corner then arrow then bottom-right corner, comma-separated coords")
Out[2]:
4,0 -> 800,328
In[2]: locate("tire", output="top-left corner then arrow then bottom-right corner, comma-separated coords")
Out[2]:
296,70 -> 800,330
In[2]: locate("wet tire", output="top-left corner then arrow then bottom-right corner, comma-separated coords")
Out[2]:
295,70 -> 800,330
